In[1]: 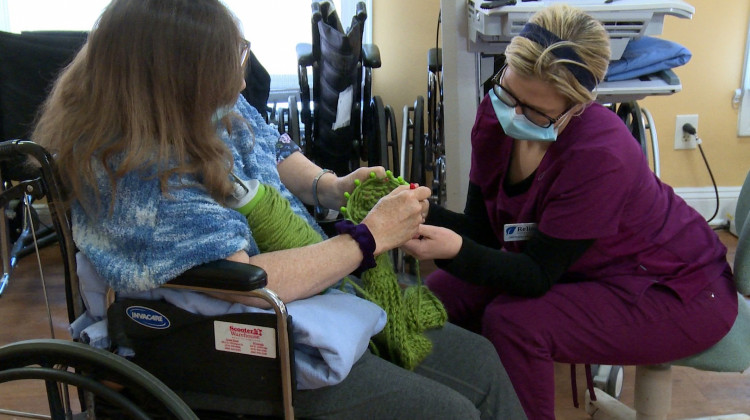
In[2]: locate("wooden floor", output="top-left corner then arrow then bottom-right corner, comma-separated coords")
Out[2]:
0,230 -> 748,418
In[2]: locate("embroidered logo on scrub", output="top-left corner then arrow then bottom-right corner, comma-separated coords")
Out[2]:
126,306 -> 171,329
504,223 -> 537,242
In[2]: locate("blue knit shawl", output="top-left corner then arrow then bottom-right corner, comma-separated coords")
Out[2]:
73,95 -> 323,292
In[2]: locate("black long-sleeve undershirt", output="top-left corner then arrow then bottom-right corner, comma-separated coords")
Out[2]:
425,182 -> 594,297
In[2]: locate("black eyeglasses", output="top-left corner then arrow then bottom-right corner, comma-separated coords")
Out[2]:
491,65 -> 571,128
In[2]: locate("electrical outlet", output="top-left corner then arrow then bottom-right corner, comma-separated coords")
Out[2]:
674,114 -> 698,150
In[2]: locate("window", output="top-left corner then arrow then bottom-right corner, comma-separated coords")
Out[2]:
738,21 -> 750,136
223,0 -> 372,102
0,0 -> 372,103
0,1 -> 109,32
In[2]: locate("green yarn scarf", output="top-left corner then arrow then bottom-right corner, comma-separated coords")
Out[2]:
340,171 -> 447,370
240,172 -> 446,370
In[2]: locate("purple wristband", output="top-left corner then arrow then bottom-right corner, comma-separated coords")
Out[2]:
335,220 -> 377,275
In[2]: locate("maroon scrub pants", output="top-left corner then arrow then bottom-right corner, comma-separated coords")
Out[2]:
426,269 -> 738,420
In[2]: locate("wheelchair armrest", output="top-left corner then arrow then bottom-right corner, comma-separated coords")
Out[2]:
166,260 -> 267,292
296,43 -> 314,67
362,44 -> 381,69
428,48 -> 442,73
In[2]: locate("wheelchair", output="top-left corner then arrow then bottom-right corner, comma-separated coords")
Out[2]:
281,1 -> 399,181
0,30 -> 88,297
0,140 -> 296,419
400,46 -> 446,207
392,47 -> 446,277
607,101 -> 661,178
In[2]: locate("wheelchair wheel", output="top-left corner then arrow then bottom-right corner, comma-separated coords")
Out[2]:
398,96 -> 427,187
427,52 -> 441,166
426,48 -> 446,206
606,365 -> 624,399
432,155 -> 447,206
410,96 -> 426,186
276,106 -> 288,135
366,96 -> 399,174
287,95 -> 302,149
0,339 -> 197,419
612,101 -> 660,176
592,364 -> 624,400
615,102 -> 647,158
384,104 -> 400,177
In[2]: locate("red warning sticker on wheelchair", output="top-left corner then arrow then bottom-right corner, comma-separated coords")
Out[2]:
214,320 -> 276,358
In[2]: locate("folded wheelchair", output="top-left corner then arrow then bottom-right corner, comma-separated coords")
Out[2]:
425,46 -> 446,206
400,32 -> 446,206
279,1 -> 399,179
0,140 -> 296,419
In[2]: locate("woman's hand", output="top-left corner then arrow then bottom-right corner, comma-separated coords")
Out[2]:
329,166 -> 387,208
402,224 -> 463,261
361,184 -> 431,255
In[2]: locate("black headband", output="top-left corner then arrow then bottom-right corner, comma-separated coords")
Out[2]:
518,23 -> 597,91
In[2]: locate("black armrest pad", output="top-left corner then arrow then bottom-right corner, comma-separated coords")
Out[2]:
296,43 -> 314,67
167,260 -> 267,292
362,44 -> 381,69
428,48 -> 442,73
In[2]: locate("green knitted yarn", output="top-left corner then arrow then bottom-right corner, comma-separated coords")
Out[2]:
340,171 -> 447,370
239,176 -> 447,370
404,282 -> 448,332
244,184 -> 324,252
339,171 -> 405,223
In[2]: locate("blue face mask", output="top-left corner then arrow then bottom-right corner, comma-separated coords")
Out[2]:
489,88 -> 564,142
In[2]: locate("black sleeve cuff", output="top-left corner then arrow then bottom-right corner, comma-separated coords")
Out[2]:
434,236 -> 552,297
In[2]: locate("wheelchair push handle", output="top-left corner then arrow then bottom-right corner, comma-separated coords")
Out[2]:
0,139 -> 55,169
355,1 -> 367,23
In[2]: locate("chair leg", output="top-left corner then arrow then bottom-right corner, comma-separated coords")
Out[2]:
634,364 -> 672,420
585,364 -> 672,420
586,387 -> 636,420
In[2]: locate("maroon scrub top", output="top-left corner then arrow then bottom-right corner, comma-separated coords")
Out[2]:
469,96 -> 731,304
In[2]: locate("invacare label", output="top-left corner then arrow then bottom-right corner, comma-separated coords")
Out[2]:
214,320 -> 276,358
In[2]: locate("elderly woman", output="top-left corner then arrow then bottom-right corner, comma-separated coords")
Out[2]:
32,0 -> 526,418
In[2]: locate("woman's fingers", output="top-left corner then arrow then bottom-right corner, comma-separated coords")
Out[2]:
362,186 -> 431,254
402,224 -> 462,261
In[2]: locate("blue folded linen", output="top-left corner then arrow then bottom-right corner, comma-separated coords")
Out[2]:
605,36 -> 691,81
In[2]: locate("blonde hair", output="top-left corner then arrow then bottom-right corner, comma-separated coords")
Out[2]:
33,0 -> 247,211
504,3 -> 610,105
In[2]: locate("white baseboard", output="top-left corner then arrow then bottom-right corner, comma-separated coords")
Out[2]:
673,186 -> 742,234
